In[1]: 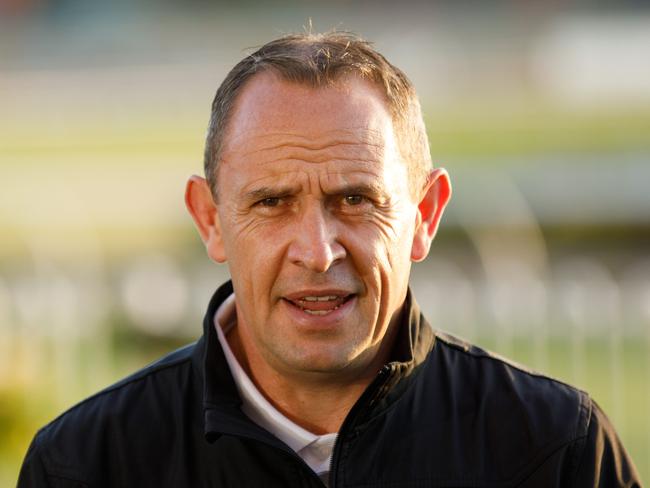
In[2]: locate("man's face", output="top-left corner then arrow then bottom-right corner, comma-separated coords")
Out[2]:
196,72 -> 443,381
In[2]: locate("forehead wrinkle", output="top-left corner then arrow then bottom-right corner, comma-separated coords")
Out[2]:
238,142 -> 384,164
237,168 -> 304,193
251,140 -> 383,155
223,127 -> 387,158
244,141 -> 387,169
320,169 -> 390,195
253,162 -> 387,187
319,168 -> 384,183
237,167 -> 388,201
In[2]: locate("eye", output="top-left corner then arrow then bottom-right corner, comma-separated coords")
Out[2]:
258,197 -> 280,207
344,195 -> 364,206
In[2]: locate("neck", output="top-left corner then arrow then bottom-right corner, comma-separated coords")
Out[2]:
227,325 -> 395,434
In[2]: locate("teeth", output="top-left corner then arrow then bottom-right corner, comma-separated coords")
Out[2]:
303,305 -> 341,315
302,295 -> 340,302
287,294 -> 350,315
304,309 -> 329,315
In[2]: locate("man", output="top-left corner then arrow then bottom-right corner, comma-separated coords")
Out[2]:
19,32 -> 639,487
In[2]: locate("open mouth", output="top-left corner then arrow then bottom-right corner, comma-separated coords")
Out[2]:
284,294 -> 354,316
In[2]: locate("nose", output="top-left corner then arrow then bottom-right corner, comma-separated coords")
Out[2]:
287,203 -> 346,273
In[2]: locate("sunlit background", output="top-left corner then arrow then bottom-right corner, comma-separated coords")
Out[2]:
2,1 -> 649,485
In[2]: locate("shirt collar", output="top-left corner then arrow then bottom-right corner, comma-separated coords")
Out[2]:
213,293 -> 330,453
214,292 -> 338,475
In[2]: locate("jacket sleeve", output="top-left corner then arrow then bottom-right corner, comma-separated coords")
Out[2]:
17,435 -> 50,488
572,400 -> 641,487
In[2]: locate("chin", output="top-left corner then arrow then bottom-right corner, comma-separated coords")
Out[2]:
283,355 -> 348,374
280,345 -> 366,375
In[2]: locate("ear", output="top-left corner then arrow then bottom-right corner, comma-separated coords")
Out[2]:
411,168 -> 452,262
185,175 -> 227,263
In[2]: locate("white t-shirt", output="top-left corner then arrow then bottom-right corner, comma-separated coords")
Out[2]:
214,294 -> 337,483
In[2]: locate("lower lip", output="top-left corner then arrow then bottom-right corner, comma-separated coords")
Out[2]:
281,295 -> 356,328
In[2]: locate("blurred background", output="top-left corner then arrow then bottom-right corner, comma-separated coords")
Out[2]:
1,0 -> 649,484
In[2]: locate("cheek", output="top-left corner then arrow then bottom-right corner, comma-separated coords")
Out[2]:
222,211 -> 280,260
368,214 -> 416,266
224,222 -> 290,295
365,218 -> 416,311
343,222 -> 412,298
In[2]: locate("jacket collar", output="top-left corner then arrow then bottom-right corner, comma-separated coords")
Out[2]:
355,289 -> 435,425
194,280 -> 435,442
390,289 -> 435,371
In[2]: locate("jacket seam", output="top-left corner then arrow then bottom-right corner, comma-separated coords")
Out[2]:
568,393 -> 594,485
434,333 -> 586,393
46,473 -> 89,487
342,360 -> 587,487
510,393 -> 592,485
31,437 -> 88,487
513,432 -> 590,486
25,440 -> 52,488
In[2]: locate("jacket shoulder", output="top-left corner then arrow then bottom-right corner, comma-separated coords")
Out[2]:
434,330 -> 587,396
353,327 -> 642,487
21,342 -> 198,485
415,331 -> 593,484
432,330 -> 590,441
44,341 -> 197,426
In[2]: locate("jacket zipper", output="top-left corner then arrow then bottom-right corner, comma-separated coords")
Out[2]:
221,428 -> 330,486
216,364 -> 394,487
327,364 -> 393,487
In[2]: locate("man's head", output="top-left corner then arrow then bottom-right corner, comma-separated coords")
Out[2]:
187,32 -> 450,386
204,32 -> 433,200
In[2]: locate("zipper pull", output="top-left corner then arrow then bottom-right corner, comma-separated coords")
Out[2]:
367,364 -> 393,409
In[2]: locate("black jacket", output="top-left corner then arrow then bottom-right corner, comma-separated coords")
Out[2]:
18,281 -> 640,487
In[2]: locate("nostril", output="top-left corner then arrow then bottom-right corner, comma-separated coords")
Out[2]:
288,244 -> 344,273
287,209 -> 346,271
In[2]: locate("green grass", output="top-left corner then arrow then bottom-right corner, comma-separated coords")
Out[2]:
425,103 -> 650,161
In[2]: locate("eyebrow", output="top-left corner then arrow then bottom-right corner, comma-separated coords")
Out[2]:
243,186 -> 297,202
329,182 -> 387,199
242,182 -> 388,202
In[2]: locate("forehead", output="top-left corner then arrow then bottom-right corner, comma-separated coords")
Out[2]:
221,72 -> 396,158
215,72 -> 411,199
